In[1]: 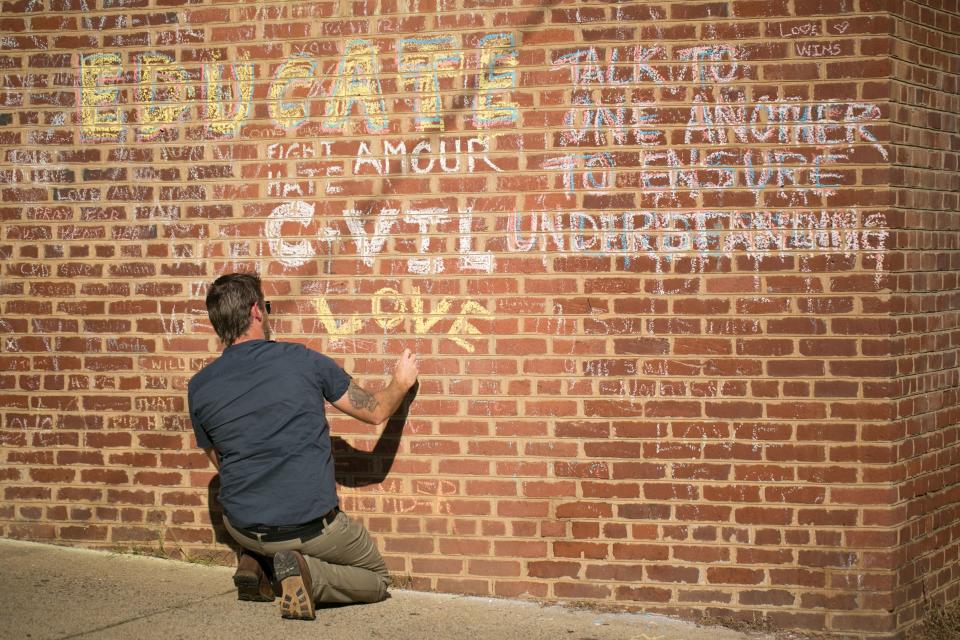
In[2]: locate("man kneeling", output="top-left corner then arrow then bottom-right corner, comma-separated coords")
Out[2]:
188,273 -> 419,619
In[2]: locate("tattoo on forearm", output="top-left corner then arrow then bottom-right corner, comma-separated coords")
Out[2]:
347,382 -> 379,412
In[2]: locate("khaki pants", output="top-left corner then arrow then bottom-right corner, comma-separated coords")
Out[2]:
224,510 -> 390,605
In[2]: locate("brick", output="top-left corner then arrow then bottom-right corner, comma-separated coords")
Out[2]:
739,589 -> 795,606
57,487 -> 102,502
29,468 -> 75,483
707,567 -> 765,585
106,490 -> 154,506
111,526 -> 160,543
481,539 -> 545,560
554,582 -> 610,599
79,469 -> 128,485
85,433 -> 132,448
411,557 -> 463,574
160,492 -> 203,507
527,561 -> 579,579
59,525 -> 108,541
133,472 -> 183,486
612,544 -> 669,561
583,563 -> 641,582
555,501 -> 612,519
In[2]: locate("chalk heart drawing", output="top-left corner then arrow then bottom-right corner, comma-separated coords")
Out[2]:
834,21 -> 850,33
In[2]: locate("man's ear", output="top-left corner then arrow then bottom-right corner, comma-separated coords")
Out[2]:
250,300 -> 263,323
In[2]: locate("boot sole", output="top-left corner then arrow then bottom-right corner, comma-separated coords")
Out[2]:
275,552 -> 315,620
233,570 -> 274,602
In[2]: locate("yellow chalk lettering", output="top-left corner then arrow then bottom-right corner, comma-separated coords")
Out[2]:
315,289 -> 487,352
322,40 -> 388,134
447,300 -> 489,352
412,292 -> 452,335
204,55 -> 254,137
447,300 -> 490,353
447,320 -> 482,352
474,33 -> 519,128
79,53 -> 123,142
313,297 -> 365,336
136,52 -> 192,140
268,55 -> 317,129
373,288 -> 407,331
398,36 -> 463,131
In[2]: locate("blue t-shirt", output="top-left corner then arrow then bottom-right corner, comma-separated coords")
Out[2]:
187,340 -> 351,528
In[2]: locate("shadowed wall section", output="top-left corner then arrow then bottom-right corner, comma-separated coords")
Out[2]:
888,0 -> 960,634
0,1 -> 957,638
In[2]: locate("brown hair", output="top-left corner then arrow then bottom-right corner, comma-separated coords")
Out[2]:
205,272 -> 265,346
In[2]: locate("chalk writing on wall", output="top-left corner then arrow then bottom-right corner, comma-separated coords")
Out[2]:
268,55 -> 317,131
68,35 -> 890,281
315,289 -> 489,352
322,40 -> 388,134
75,34 -> 521,140
353,137 -> 503,175
267,202 -> 494,275
536,43 -> 889,276
508,209 -> 888,273
398,35 -> 463,131
474,32 -> 520,129
136,52 -> 193,140
203,55 -> 254,137
78,53 -> 123,142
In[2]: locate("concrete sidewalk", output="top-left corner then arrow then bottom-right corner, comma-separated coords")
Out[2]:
0,538 -> 776,640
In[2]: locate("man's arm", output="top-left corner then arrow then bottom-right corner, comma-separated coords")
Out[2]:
332,348 -> 418,425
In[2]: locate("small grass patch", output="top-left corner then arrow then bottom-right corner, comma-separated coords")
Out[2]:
109,532 -> 230,567
390,573 -> 415,589
698,613 -> 776,635
909,602 -> 960,640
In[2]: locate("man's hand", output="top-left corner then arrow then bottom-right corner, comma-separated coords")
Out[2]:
394,348 -> 418,391
332,348 -> 419,425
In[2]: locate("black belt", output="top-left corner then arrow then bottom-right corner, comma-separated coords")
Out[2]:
237,507 -> 339,543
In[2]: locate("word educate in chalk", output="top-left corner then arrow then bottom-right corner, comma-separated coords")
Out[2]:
78,33 -> 520,141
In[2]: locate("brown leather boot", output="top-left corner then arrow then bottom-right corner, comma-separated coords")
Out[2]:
233,552 -> 276,602
274,550 -> 315,620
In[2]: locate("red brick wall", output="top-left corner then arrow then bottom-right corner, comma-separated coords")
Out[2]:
0,1 -> 955,638
888,0 -> 960,634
